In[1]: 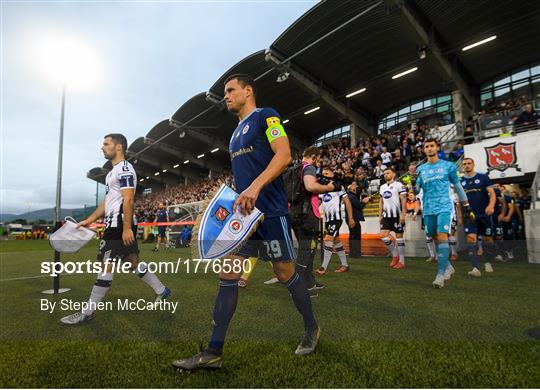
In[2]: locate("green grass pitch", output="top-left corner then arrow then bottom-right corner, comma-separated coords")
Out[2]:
0,239 -> 538,388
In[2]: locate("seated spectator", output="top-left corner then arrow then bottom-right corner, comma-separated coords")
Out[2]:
514,104 -> 539,130
401,164 -> 417,189
392,148 -> 406,173
450,142 -> 464,162
463,125 -> 475,144
372,160 -> 386,179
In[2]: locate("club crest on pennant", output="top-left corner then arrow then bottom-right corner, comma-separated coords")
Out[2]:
484,142 -> 521,173
213,206 -> 230,222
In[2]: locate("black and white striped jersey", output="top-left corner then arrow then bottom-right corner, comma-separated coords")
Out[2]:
320,188 -> 348,222
379,181 -> 406,218
104,160 -> 137,229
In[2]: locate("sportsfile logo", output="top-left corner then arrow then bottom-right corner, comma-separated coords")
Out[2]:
40,257 -> 252,276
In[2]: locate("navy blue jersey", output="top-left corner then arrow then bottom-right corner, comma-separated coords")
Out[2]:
229,107 -> 288,217
493,187 -> 502,215
155,209 -> 168,222
461,173 -> 493,216
505,195 -> 519,222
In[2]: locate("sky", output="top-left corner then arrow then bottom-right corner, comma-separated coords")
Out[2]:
1,0 -> 317,215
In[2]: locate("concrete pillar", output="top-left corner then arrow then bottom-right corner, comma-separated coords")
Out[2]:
350,123 -> 364,147
208,169 -> 213,180
184,177 -> 188,186
452,90 -> 474,131
524,209 -> 540,264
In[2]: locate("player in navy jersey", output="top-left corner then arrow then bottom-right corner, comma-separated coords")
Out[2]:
460,158 -> 497,277
500,185 -> 517,260
491,185 -> 508,262
153,203 -> 169,252
173,74 -> 319,371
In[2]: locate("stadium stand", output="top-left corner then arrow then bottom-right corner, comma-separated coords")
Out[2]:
84,0 -> 539,259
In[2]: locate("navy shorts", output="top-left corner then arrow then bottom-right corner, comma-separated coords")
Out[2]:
157,226 -> 166,238
464,214 -> 492,237
235,215 -> 296,262
491,213 -> 504,237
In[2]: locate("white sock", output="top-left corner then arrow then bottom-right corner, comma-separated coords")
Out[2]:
335,242 -> 348,267
83,271 -> 113,316
396,238 -> 405,264
449,235 -> 457,256
135,262 -> 165,295
322,241 -> 333,270
382,237 -> 396,257
426,236 -> 436,258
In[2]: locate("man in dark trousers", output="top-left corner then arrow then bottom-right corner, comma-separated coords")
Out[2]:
346,182 -> 370,258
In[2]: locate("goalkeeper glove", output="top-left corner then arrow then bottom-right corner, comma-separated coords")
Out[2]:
462,204 -> 475,225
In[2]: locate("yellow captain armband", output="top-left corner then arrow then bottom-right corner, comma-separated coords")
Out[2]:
265,116 -> 287,143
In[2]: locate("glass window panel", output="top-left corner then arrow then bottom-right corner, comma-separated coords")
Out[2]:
423,99 -> 432,108
437,104 -> 451,113
386,111 -> 397,119
437,95 -> 451,104
511,81 -> 529,91
511,68 -> 530,82
494,76 -> 510,87
481,92 -> 493,104
410,102 -> 423,112
398,106 -> 410,116
531,65 -> 540,76
494,86 -> 510,97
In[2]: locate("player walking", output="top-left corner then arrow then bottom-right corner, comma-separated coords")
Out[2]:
460,158 -> 497,276
316,167 -> 355,275
153,203 -> 169,251
172,74 -> 319,371
378,167 -> 407,269
415,139 -> 469,288
60,134 -> 171,325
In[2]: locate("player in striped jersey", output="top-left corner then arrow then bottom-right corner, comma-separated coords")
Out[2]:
316,167 -> 355,275
378,167 -> 407,269
60,134 -> 170,325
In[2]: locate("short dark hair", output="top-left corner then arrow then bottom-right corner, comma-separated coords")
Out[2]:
104,133 -> 128,153
302,146 -> 321,158
384,167 -> 396,173
462,157 -> 475,164
423,138 -> 439,147
224,73 -> 257,97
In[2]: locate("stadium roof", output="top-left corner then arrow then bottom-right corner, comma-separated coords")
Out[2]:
88,0 -> 540,187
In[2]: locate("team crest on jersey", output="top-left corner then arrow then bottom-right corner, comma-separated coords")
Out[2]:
270,128 -> 281,138
228,219 -> 243,234
213,206 -> 230,222
485,142 -> 521,173
383,190 -> 393,199
474,179 -> 480,184
242,124 -> 250,134
322,193 -> 332,202
266,117 -> 280,127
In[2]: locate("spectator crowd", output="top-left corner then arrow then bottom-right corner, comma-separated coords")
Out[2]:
134,173 -> 233,222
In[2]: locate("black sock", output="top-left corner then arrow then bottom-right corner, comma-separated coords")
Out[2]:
207,279 -> 239,355
284,273 -> 317,330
